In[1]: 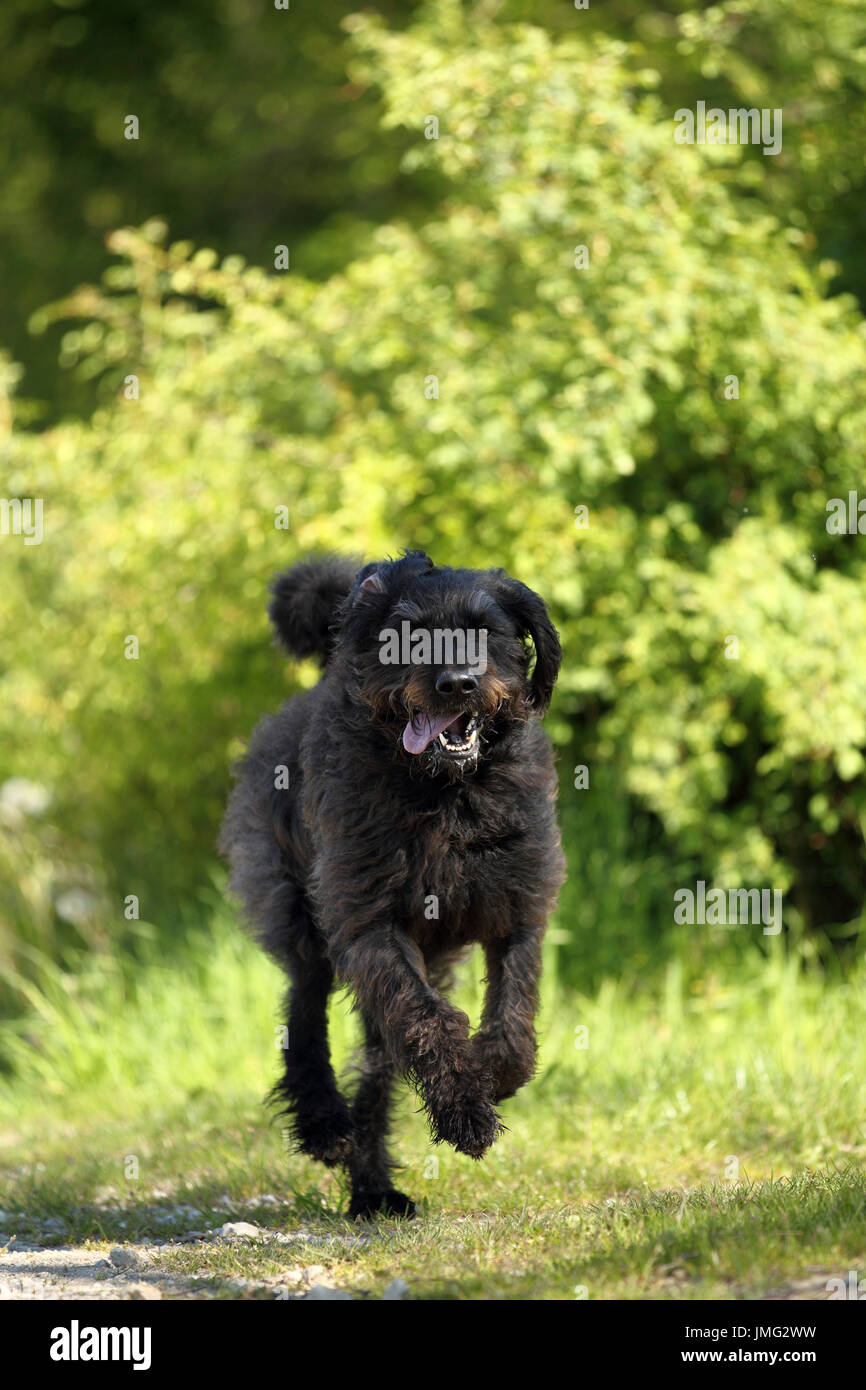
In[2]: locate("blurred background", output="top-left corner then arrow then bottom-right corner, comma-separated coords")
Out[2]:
2,0 -> 866,1069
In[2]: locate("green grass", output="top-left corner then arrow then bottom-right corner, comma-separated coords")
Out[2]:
1,910 -> 865,1299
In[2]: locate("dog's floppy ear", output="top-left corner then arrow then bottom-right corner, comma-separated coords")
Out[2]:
491,573 -> 561,713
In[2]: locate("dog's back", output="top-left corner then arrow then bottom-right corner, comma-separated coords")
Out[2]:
220,557 -> 359,963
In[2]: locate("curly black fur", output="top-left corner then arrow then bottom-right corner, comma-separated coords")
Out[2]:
220,550 -> 566,1218
268,554 -> 360,664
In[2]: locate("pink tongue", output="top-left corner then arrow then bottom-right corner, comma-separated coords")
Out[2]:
402,711 -> 458,754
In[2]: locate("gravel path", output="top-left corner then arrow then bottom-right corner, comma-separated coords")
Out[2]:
0,1214 -> 411,1300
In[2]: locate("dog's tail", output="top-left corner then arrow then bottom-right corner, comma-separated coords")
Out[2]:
267,555 -> 360,664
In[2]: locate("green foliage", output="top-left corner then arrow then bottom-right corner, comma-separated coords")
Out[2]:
3,2 -> 866,996
0,0 -> 430,419
669,0 -> 866,304
5,0 -> 866,419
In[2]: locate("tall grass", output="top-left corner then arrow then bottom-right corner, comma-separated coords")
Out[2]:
3,896 -> 866,1179
3,760 -> 847,1033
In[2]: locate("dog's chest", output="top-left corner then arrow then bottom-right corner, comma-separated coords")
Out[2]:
404,813 -> 520,944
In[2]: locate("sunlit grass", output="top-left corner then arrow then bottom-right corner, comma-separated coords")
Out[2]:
1,910 -> 864,1298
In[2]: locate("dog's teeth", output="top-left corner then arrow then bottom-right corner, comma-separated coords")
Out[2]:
438,723 -> 479,753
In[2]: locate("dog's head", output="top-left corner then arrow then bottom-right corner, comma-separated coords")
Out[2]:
334,551 -> 561,777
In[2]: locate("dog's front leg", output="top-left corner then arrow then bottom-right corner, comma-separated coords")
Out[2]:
473,926 -> 544,1103
334,927 -> 502,1159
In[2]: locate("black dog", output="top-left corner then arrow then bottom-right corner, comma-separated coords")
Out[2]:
220,551 -> 566,1218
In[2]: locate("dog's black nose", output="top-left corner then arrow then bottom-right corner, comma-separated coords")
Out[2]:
435,669 -> 478,696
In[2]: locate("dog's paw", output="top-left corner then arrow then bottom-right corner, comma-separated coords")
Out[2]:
348,1187 -> 417,1221
428,1092 -> 504,1159
294,1105 -> 354,1167
471,1034 -> 536,1104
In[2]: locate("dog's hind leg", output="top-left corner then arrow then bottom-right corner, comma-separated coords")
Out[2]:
346,1013 -> 416,1220
274,936 -> 353,1168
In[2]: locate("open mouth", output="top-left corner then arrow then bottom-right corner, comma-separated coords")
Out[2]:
436,712 -> 480,755
402,709 -> 481,758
